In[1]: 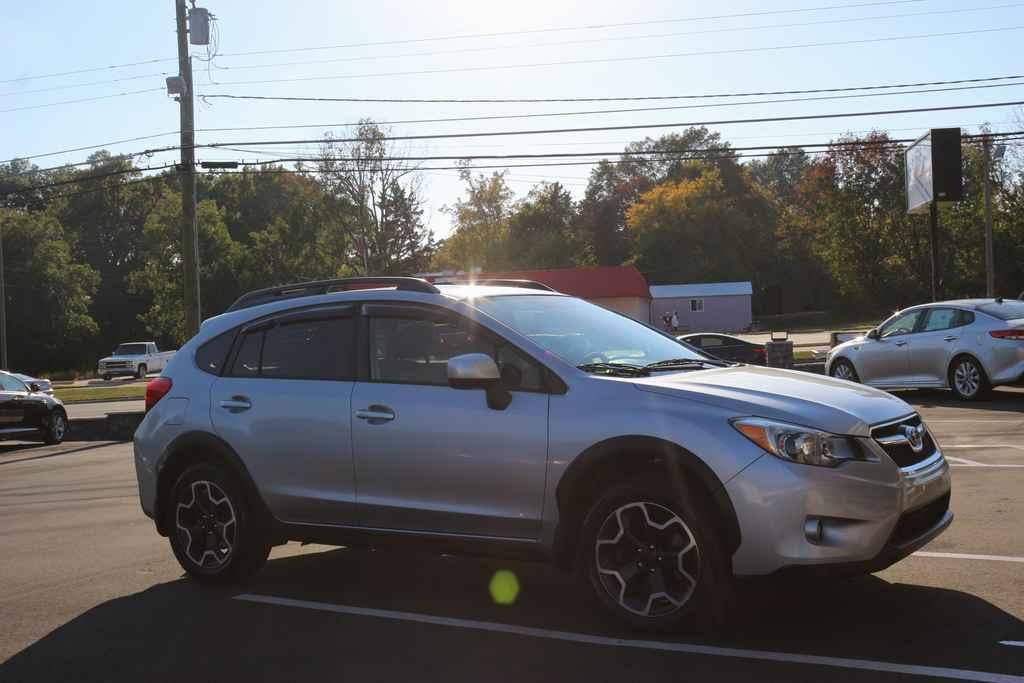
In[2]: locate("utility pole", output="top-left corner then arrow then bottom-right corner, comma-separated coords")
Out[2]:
929,201 -> 939,302
982,136 -> 995,297
175,0 -> 201,337
0,224 -> 7,370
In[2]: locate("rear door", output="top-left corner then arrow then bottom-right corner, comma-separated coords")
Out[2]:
210,305 -> 359,525
855,309 -> 924,386
907,308 -> 968,385
350,304 -> 550,538
0,374 -> 28,430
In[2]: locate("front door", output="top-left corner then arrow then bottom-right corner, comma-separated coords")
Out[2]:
856,309 -> 925,386
908,308 -> 966,385
351,305 -> 550,538
210,306 -> 358,526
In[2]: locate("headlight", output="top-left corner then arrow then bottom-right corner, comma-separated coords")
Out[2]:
730,417 -> 875,467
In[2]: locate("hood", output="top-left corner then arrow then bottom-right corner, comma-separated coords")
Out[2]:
630,365 -> 913,437
100,355 -> 141,362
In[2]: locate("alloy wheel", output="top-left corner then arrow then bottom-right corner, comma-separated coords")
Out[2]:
833,362 -> 855,381
594,501 -> 701,618
175,480 -> 237,569
52,413 -> 65,441
953,360 -> 981,398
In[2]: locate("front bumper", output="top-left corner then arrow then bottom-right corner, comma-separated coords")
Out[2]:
726,446 -> 951,576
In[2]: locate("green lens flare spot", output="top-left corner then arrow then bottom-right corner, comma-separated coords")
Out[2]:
489,569 -> 520,605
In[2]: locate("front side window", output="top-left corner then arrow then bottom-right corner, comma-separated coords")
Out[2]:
921,308 -> 960,332
878,310 -> 924,339
369,314 -> 544,391
701,336 -> 723,348
690,299 -> 704,313
473,295 -> 706,367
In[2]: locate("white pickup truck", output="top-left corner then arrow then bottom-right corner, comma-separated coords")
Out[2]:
98,342 -> 176,380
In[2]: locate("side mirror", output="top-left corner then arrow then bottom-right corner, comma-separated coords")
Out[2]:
29,383 -> 40,393
866,329 -> 880,340
447,353 -> 511,410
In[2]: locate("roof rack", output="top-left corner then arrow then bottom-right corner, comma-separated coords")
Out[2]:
225,276 -> 440,313
436,278 -> 557,292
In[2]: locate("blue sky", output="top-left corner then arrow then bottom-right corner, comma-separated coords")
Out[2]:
4,0 -> 1024,237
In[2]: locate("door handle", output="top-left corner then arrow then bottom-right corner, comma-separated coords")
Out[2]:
943,335 -> 958,342
355,405 -> 395,422
219,396 -> 252,412
894,340 -> 908,347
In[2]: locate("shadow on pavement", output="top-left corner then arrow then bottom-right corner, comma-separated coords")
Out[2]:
2,547 -> 1021,682
0,442 -> 116,467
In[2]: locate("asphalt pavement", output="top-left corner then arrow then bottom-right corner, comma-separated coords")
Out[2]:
1,388 -> 1021,682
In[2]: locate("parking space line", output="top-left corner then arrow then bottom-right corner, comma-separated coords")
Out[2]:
234,594 -> 1024,683
1001,642 -> 1024,648
944,445 -> 1024,451
913,552 -> 1024,563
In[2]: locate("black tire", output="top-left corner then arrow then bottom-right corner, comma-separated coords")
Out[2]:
948,355 -> 989,401
136,364 -> 148,380
42,409 -> 67,445
829,358 -> 860,383
101,374 -> 112,382
168,462 -> 270,584
580,474 -> 732,632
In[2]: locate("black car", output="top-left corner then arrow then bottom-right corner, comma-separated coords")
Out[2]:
0,370 -> 68,444
677,333 -> 766,365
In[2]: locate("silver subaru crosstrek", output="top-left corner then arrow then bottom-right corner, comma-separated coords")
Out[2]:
827,298 -> 1024,401
134,277 -> 952,629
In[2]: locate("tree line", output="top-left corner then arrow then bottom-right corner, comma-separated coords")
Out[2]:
2,122 -> 1022,374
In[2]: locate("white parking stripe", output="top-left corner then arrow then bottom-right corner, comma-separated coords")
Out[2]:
944,445 -> 1024,451
913,552 -> 1024,563
234,594 -> 1024,683
946,456 -> 1024,468
1001,642 -> 1024,648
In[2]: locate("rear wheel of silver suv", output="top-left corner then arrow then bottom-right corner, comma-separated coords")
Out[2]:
581,475 -> 731,631
168,463 -> 270,584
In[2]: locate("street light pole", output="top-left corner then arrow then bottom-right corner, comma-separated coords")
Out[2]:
982,136 -> 995,297
0,223 -> 7,370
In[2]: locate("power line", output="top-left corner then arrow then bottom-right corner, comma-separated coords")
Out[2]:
203,3 -> 1024,76
192,99 -> 1024,149
0,71 -> 172,99
199,25 -> 1024,88
199,74 -> 1024,106
0,88 -> 165,114
218,0 -> 930,57
0,58 -> 176,85
2,162 -> 178,193
0,131 -> 178,165
195,81 -> 1024,132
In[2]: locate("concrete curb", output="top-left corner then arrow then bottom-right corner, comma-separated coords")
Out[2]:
68,412 -> 143,442
61,396 -> 144,405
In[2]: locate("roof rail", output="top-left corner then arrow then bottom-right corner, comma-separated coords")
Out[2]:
225,276 -> 440,313
437,278 -> 557,292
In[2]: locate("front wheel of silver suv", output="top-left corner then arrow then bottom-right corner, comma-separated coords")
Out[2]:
581,475 -> 731,631
168,463 -> 270,584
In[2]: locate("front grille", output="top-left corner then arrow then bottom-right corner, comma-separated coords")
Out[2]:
104,361 -> 131,369
871,415 -> 936,468
892,492 -> 950,545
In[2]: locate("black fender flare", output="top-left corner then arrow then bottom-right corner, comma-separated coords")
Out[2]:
553,435 -> 741,569
154,430 -> 275,537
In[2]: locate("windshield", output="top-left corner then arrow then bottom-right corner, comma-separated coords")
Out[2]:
114,344 -> 148,356
977,300 -> 1024,321
474,295 -> 707,367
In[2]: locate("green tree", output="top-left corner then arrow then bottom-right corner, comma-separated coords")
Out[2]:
318,121 -> 435,274
432,167 -> 515,271
0,210 -> 99,372
506,181 -> 581,268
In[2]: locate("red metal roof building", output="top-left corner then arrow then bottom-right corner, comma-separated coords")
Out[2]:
427,266 -> 653,322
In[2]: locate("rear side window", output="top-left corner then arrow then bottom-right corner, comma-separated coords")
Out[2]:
921,308 -> 959,332
976,301 -> 1024,321
957,310 -> 975,326
701,336 -> 723,348
228,317 -> 354,380
195,330 -> 237,375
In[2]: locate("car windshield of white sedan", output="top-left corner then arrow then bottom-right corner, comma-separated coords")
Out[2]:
113,344 -> 148,355
474,295 -> 707,368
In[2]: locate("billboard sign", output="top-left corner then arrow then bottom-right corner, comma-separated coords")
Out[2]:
905,128 -> 962,214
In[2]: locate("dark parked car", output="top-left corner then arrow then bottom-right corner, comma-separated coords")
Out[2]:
677,333 -> 766,365
0,370 -> 68,443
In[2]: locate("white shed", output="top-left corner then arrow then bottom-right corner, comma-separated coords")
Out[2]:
649,281 -> 753,333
